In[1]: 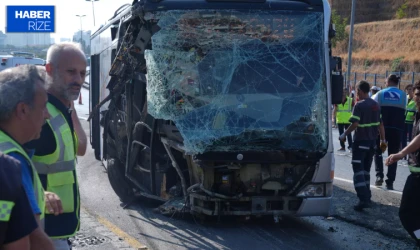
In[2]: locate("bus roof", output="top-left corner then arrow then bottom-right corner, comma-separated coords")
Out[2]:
91,0 -> 326,39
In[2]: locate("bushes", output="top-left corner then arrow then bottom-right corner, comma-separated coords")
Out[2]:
396,2 -> 408,19
331,10 -> 349,48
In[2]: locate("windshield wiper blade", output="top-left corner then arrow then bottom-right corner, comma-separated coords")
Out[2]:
289,0 -> 323,6
206,0 -> 265,2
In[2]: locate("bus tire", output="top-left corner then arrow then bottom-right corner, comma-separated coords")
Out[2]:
107,158 -> 134,202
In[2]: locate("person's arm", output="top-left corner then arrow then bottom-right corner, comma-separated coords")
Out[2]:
28,215 -> 55,250
342,122 -> 359,138
386,133 -> 420,165
7,153 -> 41,215
6,154 -> 55,250
3,235 -> 30,250
379,122 -> 385,142
71,102 -> 87,156
2,187 -> 38,249
332,105 -> 337,123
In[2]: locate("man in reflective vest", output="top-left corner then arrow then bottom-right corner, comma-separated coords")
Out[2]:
403,84 -> 416,152
0,65 -> 54,250
333,88 -> 354,152
0,152 -> 38,249
25,42 -> 88,250
386,80 -> 420,248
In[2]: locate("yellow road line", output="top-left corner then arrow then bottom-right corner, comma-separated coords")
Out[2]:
82,207 -> 148,249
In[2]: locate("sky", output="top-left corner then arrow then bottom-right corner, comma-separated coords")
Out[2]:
0,0 -> 132,42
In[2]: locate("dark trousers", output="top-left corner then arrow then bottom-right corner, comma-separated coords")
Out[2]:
374,135 -> 383,174
338,123 -> 353,149
375,128 -> 401,182
401,123 -> 414,150
352,140 -> 375,202
399,173 -> 420,247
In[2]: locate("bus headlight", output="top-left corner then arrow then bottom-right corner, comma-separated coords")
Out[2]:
297,184 -> 325,197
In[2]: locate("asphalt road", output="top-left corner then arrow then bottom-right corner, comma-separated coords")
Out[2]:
73,91 -> 416,250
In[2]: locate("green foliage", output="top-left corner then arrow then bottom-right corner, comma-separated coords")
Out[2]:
391,56 -> 404,72
331,10 -> 349,47
397,3 -> 408,19
363,59 -> 372,70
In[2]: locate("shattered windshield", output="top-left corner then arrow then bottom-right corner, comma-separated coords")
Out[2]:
144,10 -> 327,154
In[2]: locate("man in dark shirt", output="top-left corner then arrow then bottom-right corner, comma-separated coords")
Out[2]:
373,74 -> 407,190
0,152 -> 38,249
339,80 -> 386,211
386,80 -> 420,247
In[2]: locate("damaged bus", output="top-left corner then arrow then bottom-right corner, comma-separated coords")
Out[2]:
88,0 -> 344,219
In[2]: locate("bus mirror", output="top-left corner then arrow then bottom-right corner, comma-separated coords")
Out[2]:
331,56 -> 343,104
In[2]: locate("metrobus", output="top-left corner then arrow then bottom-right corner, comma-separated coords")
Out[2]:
89,0 -> 343,218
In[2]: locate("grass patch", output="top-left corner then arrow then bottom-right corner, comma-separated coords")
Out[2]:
391,57 -> 405,72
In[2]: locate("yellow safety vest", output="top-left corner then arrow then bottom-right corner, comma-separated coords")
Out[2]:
32,102 -> 79,239
0,200 -> 14,222
336,97 -> 353,124
0,131 -> 46,221
409,165 -> 420,173
406,98 -> 416,124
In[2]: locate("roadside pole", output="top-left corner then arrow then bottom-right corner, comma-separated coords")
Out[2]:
346,0 -> 356,90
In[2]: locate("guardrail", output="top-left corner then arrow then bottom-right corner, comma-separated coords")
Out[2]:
344,71 -> 420,89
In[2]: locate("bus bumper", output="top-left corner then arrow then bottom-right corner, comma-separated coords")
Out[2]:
295,197 -> 332,217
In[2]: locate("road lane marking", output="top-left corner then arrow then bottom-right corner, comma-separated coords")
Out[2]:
82,207 -> 148,249
334,177 -> 403,195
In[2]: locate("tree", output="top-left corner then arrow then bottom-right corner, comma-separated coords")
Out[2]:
396,2 -> 408,19
331,10 -> 349,48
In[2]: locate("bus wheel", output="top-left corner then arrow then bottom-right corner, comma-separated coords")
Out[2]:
107,158 -> 134,203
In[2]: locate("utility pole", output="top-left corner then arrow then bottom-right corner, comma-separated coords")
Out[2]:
75,14 -> 86,105
346,0 -> 356,90
76,15 -> 86,53
86,0 -> 99,26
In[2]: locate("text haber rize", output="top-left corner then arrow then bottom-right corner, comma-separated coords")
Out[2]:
15,11 -> 52,31
15,11 -> 51,18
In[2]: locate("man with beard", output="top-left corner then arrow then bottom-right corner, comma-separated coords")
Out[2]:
386,80 -> 420,248
25,42 -> 87,250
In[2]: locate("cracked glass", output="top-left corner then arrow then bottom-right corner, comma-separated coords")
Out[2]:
144,9 -> 327,154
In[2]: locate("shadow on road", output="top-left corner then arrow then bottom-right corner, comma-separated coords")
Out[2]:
331,185 -> 410,241
120,183 -> 415,250
120,198 -> 339,250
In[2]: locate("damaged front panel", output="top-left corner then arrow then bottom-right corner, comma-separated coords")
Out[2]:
145,10 -> 327,154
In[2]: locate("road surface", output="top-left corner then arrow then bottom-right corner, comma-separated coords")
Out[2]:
71,90 -> 416,249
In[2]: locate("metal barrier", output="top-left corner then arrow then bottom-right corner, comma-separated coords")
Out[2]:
344,71 -> 420,89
